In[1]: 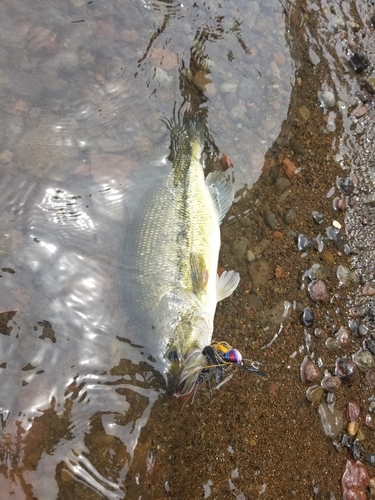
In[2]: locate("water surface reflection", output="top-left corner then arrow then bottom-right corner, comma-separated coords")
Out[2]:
0,0 -> 293,497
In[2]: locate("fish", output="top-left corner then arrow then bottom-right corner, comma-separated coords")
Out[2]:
135,113 -> 240,396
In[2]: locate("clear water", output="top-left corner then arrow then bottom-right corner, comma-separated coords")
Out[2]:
0,0 -> 294,497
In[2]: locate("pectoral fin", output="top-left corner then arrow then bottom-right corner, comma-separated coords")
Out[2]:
190,253 -> 209,294
206,170 -> 234,224
216,270 -> 240,302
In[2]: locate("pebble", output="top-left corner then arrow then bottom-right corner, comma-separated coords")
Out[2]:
348,320 -> 359,334
341,460 -> 370,500
353,350 -> 374,372
346,402 -> 361,422
350,52 -> 370,72
282,158 -> 297,178
337,265 -> 350,286
359,323 -> 369,336
347,21 -> 360,31
306,384 -> 324,403
274,265 -> 282,279
264,212 -> 276,229
318,401 -> 344,439
312,211 -> 324,225
308,280 -> 329,303
353,104 -> 370,118
302,263 -> 322,282
290,139 -> 305,155
321,374 -> 341,393
246,250 -> 255,262
275,177 -> 291,193
335,326 -> 350,347
298,105 -> 310,120
221,82 -> 238,93
348,421 -> 359,436
314,327 -> 323,338
220,153 -> 234,170
297,234 -> 313,252
365,413 -> 375,430
325,337 -> 340,352
300,356 -> 321,383
301,307 -> 314,327
283,208 -> 296,224
337,176 -> 355,195
319,90 -> 336,109
333,196 -> 346,211
335,358 -> 359,384
332,16 -> 346,30
326,226 -> 351,255
366,368 -> 375,389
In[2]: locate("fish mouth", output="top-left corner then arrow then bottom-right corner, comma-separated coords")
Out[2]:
175,349 -> 207,397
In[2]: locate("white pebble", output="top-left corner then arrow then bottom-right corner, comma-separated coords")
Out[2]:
319,90 -> 336,109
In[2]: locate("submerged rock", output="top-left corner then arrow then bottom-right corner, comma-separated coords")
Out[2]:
321,374 -> 341,393
301,307 -> 314,327
297,233 -> 313,251
308,280 -> 329,303
341,460 -> 370,500
319,90 -> 335,109
306,384 -> 324,403
337,176 -> 355,195
335,326 -> 350,347
350,52 -> 369,72
264,212 -> 276,229
300,356 -> 321,383
312,211 -> 324,225
283,208 -> 296,224
353,349 -> 374,372
335,358 -> 359,384
346,402 -> 361,422
366,367 -> 375,389
318,401 -> 344,439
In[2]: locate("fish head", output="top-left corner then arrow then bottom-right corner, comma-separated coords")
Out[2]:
172,311 -> 212,396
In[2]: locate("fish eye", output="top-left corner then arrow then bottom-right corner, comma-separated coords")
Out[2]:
166,350 -> 180,363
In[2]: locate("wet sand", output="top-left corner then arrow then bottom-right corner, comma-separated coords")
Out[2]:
124,2 -> 375,499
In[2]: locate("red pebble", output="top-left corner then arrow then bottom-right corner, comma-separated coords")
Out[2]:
346,402 -> 361,422
300,357 -> 321,383
366,367 -> 375,389
220,153 -> 234,170
282,158 -> 297,178
341,460 -> 370,500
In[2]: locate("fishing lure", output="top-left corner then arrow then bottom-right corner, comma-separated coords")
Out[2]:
197,340 -> 266,393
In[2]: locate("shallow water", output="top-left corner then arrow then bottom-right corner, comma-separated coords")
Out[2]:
0,0 -> 294,498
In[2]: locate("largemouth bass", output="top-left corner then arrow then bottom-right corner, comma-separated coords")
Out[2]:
135,114 -> 240,395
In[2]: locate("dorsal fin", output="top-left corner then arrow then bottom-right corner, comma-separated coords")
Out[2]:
206,171 -> 234,224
